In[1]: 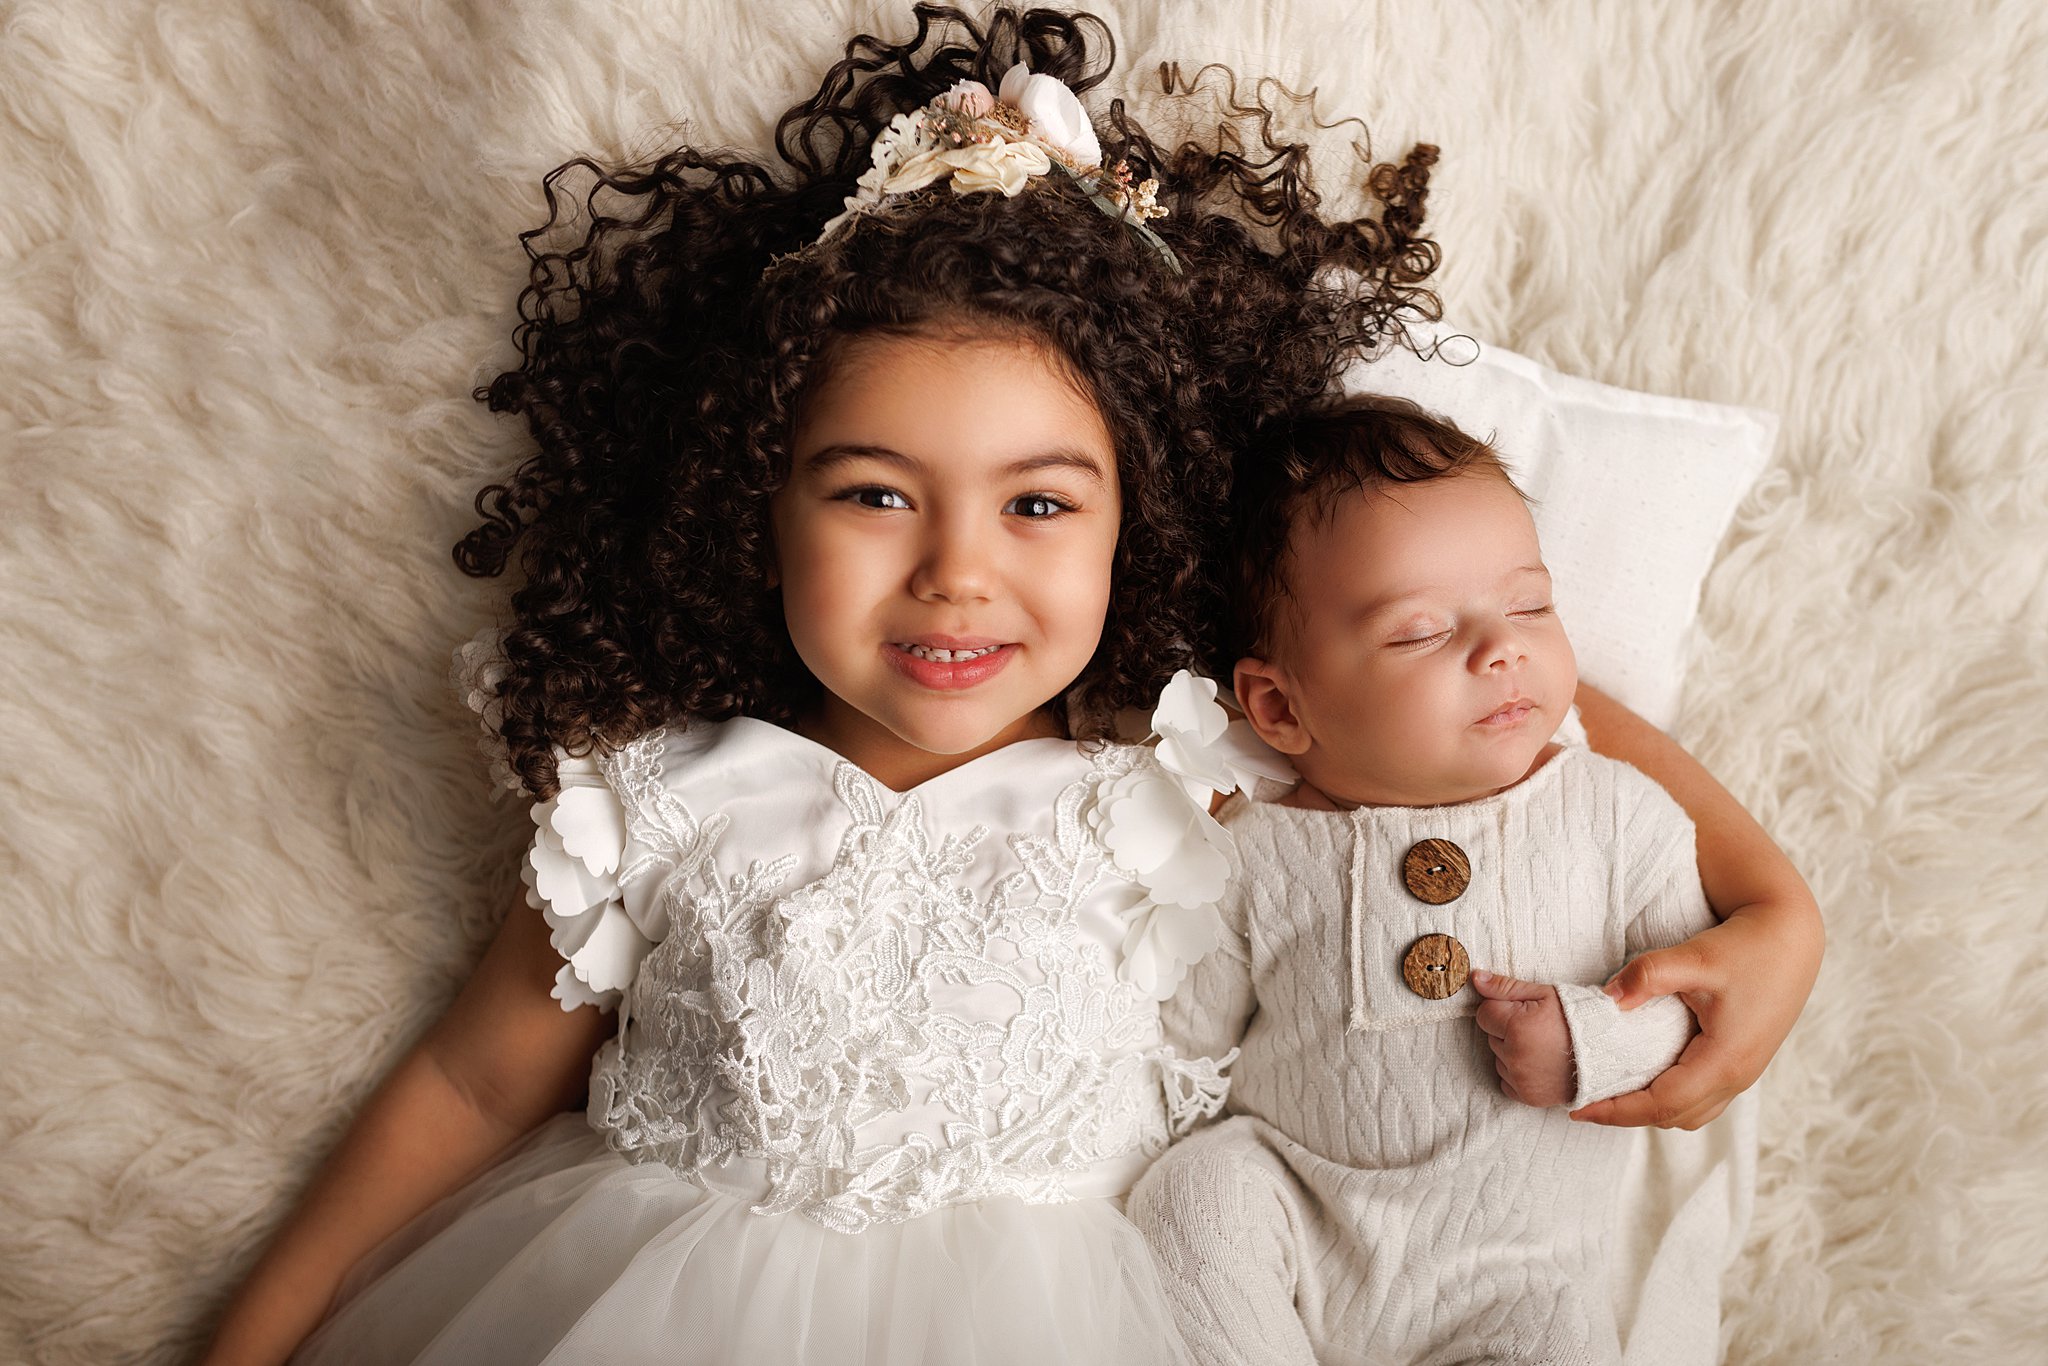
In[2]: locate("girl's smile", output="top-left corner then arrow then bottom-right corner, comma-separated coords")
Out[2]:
770,327 -> 1121,791
885,638 -> 1018,689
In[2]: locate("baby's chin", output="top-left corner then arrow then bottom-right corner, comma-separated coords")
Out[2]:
1298,737 -> 1558,809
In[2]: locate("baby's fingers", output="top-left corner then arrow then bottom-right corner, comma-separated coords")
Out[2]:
1469,969 -> 1549,1002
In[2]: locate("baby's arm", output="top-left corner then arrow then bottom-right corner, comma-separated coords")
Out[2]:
200,900 -> 612,1366
1571,683 -> 1823,1128
1471,794 -> 1713,1108
1161,923 -> 1255,1068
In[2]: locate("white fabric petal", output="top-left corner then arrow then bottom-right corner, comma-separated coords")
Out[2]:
1154,729 -> 1237,799
550,962 -> 620,1013
1150,669 -> 1227,747
526,826 -> 616,918
1141,815 -> 1232,911
998,62 -> 1030,107
518,753 -> 658,1014
567,903 -> 657,995
1119,901 -> 1224,1001
549,784 -> 626,878
1096,774 -> 1187,879
1212,717 -> 1300,791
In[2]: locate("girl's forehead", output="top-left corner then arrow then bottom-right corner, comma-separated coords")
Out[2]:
794,330 -> 1115,471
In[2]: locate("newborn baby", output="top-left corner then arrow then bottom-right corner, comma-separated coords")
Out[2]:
1131,397 -> 1713,1366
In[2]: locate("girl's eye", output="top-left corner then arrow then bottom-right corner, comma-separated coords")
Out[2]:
1006,493 -> 1074,519
837,486 -> 911,511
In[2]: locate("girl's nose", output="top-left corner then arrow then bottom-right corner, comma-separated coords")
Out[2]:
910,519 -> 996,604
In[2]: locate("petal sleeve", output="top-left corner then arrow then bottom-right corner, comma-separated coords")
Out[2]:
525,750 -> 656,1013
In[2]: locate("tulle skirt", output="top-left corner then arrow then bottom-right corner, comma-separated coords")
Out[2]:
292,1112 -> 1194,1366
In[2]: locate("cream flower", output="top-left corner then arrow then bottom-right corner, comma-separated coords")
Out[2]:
947,139 -> 1052,196
998,62 -> 1101,167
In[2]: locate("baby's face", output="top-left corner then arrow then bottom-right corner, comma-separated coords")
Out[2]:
1240,470 -> 1577,808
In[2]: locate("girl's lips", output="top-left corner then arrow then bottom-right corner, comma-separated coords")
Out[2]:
884,641 -> 1018,691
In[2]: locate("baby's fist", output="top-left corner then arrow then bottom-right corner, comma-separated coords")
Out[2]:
1469,970 -> 1574,1108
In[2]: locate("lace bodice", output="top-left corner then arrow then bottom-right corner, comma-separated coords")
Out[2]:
525,719 -> 1231,1232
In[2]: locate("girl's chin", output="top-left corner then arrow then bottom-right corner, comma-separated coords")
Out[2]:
887,707 -> 1048,760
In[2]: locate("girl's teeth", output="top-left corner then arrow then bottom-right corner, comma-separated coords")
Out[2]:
901,644 -> 1000,663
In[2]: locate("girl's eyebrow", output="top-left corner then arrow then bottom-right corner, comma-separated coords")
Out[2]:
798,443 -> 1108,484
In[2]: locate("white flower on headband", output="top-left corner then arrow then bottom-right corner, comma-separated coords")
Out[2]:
998,63 -> 1101,168
817,64 -> 1103,239
793,62 -> 1186,274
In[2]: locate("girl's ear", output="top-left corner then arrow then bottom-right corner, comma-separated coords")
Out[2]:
1234,657 -> 1311,756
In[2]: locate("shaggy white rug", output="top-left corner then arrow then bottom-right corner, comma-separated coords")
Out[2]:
3,1 -> 2044,1362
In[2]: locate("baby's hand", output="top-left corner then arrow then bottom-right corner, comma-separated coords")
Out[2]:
1468,970 -> 1574,1107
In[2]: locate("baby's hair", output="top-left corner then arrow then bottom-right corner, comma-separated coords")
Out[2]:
453,4 -> 1442,797
1225,395 -> 1519,666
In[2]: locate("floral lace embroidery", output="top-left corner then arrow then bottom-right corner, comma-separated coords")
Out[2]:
586,730 -> 1214,1232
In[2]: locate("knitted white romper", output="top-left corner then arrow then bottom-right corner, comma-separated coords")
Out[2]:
1129,744 -> 1713,1366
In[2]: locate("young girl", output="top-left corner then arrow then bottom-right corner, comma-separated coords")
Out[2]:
203,7 -> 1819,1364
201,8 -> 1444,1365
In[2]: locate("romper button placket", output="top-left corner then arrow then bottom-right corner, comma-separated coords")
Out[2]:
1400,839 -> 1471,999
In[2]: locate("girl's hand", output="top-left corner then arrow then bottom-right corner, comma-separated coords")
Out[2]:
1573,684 -> 1824,1130
1569,905 -> 1819,1129
1469,970 -> 1574,1108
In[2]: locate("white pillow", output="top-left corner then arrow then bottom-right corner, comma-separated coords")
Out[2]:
1342,325 -> 1776,729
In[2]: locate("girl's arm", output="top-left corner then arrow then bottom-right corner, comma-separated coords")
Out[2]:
200,899 -> 613,1366
1568,684 -> 1824,1130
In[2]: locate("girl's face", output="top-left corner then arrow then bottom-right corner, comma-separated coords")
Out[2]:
771,329 -> 1121,790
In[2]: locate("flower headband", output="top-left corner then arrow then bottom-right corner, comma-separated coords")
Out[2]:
811,63 -> 1181,274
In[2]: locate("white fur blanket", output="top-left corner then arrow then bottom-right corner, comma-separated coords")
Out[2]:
3,2 -> 2044,1362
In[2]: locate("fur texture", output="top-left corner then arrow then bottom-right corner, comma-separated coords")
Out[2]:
2,2 -> 2044,1362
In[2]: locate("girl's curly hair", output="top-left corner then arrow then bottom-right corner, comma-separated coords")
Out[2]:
456,4 -> 1440,797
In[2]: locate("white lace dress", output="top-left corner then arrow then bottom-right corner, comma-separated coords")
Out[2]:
293,716 -> 1235,1366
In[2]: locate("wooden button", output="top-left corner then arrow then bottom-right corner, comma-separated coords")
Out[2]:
1402,934 -> 1470,1000
1402,838 -> 1471,904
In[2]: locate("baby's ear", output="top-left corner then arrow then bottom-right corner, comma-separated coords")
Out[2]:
1233,657 -> 1311,756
